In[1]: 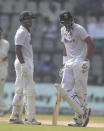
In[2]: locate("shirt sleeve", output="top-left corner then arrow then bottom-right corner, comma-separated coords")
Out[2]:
15,30 -> 26,46
77,25 -> 89,40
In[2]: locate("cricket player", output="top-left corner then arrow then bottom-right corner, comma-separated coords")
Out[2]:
56,11 -> 95,127
9,11 -> 41,125
0,27 -> 10,117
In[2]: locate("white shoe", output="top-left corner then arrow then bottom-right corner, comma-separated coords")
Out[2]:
8,114 -> 23,124
82,108 -> 91,127
68,118 -> 82,127
24,118 -> 41,125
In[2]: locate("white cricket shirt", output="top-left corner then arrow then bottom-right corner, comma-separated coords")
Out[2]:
15,25 -> 33,62
61,23 -> 89,61
0,39 -> 9,63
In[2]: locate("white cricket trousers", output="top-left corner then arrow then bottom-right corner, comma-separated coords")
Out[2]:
0,62 -> 9,111
61,59 -> 89,107
12,59 -> 36,121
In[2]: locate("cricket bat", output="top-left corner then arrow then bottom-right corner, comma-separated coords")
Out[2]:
52,94 -> 61,125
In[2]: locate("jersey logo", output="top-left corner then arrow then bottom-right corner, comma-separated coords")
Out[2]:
64,33 -> 67,36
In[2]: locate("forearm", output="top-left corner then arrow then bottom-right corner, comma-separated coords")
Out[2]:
63,45 -> 68,64
16,51 -> 25,64
84,37 -> 95,60
86,45 -> 94,60
63,45 -> 67,56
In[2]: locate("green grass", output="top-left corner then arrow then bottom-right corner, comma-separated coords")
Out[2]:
5,113 -> 104,121
36,114 -> 104,121
0,122 -> 104,131
0,114 -> 104,131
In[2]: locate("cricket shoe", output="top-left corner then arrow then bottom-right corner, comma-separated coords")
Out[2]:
68,118 -> 82,127
24,118 -> 41,125
8,114 -> 23,124
82,108 -> 91,127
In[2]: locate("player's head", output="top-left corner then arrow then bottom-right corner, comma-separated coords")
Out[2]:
19,11 -> 36,27
59,11 -> 73,31
0,27 -> 3,39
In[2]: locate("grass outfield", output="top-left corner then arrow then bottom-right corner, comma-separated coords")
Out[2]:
36,114 -> 104,121
0,114 -> 104,131
4,114 -> 104,121
0,123 -> 104,131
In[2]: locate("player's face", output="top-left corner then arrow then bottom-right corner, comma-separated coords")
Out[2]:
22,18 -> 32,28
61,21 -> 72,31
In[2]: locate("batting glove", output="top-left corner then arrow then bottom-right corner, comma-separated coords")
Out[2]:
81,60 -> 90,73
21,63 -> 29,78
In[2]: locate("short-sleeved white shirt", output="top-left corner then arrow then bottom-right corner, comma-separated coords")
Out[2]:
0,39 -> 9,58
61,23 -> 89,61
15,25 -> 33,62
0,39 -> 9,66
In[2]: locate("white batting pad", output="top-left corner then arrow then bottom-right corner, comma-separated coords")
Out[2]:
55,84 -> 84,115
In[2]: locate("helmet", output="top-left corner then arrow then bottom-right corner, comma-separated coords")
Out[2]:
59,11 -> 73,23
19,11 -> 36,22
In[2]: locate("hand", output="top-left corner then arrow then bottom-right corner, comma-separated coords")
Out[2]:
21,63 -> 29,78
81,60 -> 90,73
2,57 -> 8,62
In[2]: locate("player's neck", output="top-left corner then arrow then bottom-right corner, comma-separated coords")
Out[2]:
22,25 -> 30,32
66,28 -> 70,32
25,27 -> 30,32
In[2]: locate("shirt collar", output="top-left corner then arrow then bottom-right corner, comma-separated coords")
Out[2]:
20,25 -> 30,33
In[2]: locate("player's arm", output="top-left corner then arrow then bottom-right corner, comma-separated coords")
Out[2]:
84,36 -> 95,60
15,45 -> 25,64
63,45 -> 67,56
81,36 -> 95,73
61,27 -> 68,64
16,45 -> 29,77
63,45 -> 68,64
77,26 -> 95,60
2,41 -> 9,62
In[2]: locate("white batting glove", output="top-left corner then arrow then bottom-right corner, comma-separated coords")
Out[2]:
81,60 -> 90,73
21,63 -> 29,78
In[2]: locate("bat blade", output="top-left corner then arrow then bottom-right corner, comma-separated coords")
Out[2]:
52,94 -> 61,125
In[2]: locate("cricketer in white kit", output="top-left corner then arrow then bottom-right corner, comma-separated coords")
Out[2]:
56,11 -> 95,127
9,11 -> 41,125
0,27 -> 10,116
